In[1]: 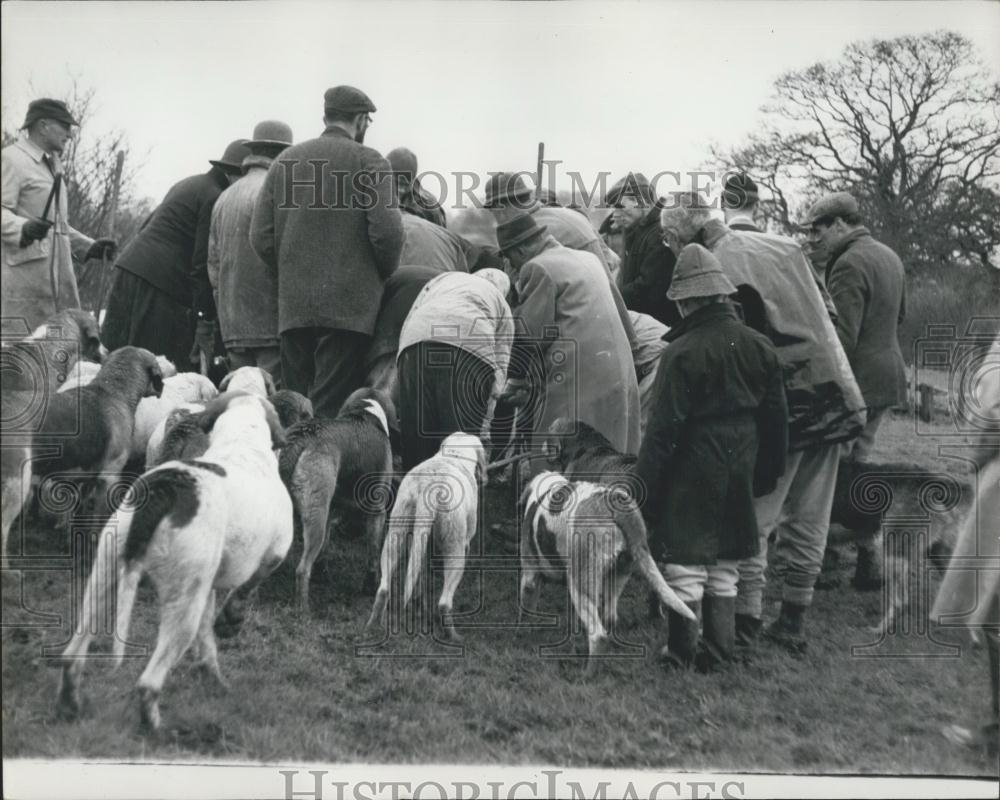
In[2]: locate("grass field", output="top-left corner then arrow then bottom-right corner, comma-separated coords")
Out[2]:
2,412 -> 997,777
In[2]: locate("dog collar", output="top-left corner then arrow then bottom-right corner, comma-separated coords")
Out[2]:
362,399 -> 390,437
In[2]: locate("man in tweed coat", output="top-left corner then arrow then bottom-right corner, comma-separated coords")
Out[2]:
208,120 -> 294,385
251,86 -> 403,417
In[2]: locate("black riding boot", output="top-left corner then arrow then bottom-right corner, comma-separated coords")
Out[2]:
765,601 -> 808,654
697,595 -> 736,672
659,600 -> 701,670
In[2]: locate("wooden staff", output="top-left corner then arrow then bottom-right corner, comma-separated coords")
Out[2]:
536,142 -> 545,199
97,151 -> 126,317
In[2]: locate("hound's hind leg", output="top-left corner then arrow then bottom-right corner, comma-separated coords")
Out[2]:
293,463 -> 337,614
136,579 -> 211,731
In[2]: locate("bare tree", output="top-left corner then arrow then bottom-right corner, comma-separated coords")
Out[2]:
712,31 -> 1000,280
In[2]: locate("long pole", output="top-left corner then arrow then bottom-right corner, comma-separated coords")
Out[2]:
536,142 -> 545,199
97,151 -> 126,319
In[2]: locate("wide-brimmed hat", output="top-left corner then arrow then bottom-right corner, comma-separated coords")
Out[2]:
485,172 -> 533,208
21,98 -> 78,129
666,244 -> 737,301
496,213 -> 548,252
247,120 -> 293,150
604,172 -> 656,206
209,139 -> 251,172
803,191 -> 859,226
324,85 -> 377,115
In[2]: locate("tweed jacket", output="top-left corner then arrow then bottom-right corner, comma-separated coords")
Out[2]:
250,125 -> 403,335
825,227 -> 907,409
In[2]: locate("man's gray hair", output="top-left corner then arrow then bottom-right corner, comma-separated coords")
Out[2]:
660,191 -> 713,241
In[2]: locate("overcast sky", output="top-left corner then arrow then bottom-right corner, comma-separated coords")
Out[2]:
2,1 -> 999,209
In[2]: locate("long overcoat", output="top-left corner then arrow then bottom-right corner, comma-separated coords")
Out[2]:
1,137 -> 93,330
513,239 -> 641,455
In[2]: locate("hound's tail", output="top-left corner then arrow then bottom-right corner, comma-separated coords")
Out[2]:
612,497 -> 696,621
401,517 -> 434,613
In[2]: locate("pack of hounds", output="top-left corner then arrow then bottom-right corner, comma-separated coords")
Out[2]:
1,309 -> 692,732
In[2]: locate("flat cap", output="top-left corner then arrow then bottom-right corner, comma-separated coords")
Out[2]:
804,191 -> 859,225
324,85 -> 377,115
386,147 -> 418,177
21,98 -> 78,129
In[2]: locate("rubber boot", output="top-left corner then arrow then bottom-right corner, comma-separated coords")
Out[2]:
765,601 -> 808,655
697,595 -> 736,673
735,613 -> 763,660
853,538 -> 883,591
659,600 -> 701,670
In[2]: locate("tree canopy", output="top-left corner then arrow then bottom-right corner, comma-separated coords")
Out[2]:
714,31 -> 1000,277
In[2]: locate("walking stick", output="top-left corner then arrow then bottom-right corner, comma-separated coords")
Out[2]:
97,151 -> 126,318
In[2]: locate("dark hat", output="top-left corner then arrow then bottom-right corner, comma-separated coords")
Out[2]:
536,188 -> 560,207
496,214 -> 548,252
21,98 -> 78,129
604,172 -> 656,206
666,244 -> 737,301
324,85 -> 377,115
804,191 -> 859,225
722,172 -> 758,209
484,172 -> 532,208
386,147 -> 418,178
247,120 -> 293,150
209,139 -> 251,172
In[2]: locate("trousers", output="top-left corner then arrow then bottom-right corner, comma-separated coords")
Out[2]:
662,561 -> 740,604
736,442 -> 841,616
280,327 -> 369,419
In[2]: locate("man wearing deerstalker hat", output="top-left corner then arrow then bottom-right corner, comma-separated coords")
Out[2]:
103,138 -> 250,369
2,99 -> 117,330
636,243 -> 788,673
208,121 -> 294,385
496,213 -> 640,460
251,85 -> 403,417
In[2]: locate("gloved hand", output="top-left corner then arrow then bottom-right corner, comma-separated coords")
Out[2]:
188,318 -> 218,369
499,377 -> 531,408
85,238 -> 118,261
19,218 -> 53,248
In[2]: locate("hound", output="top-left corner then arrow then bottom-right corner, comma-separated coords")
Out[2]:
2,346 -> 163,557
219,366 -> 276,397
56,393 -> 292,731
279,387 -> 395,611
130,373 -> 218,464
58,355 -> 176,394
269,390 -> 314,429
519,471 -> 696,671
366,432 -> 487,642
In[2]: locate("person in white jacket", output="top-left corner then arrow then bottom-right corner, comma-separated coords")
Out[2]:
397,268 -> 513,470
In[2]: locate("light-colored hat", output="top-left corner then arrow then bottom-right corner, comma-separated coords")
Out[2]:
666,244 -> 737,301
804,191 -> 859,226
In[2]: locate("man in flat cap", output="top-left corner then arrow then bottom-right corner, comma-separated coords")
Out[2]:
2,99 -> 116,330
496,213 -> 640,460
806,191 -> 907,589
208,121 -> 294,386
251,85 -> 403,417
102,139 -> 250,369
606,171 -> 680,326
637,243 -> 787,672
387,147 -> 447,228
660,192 -> 865,654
